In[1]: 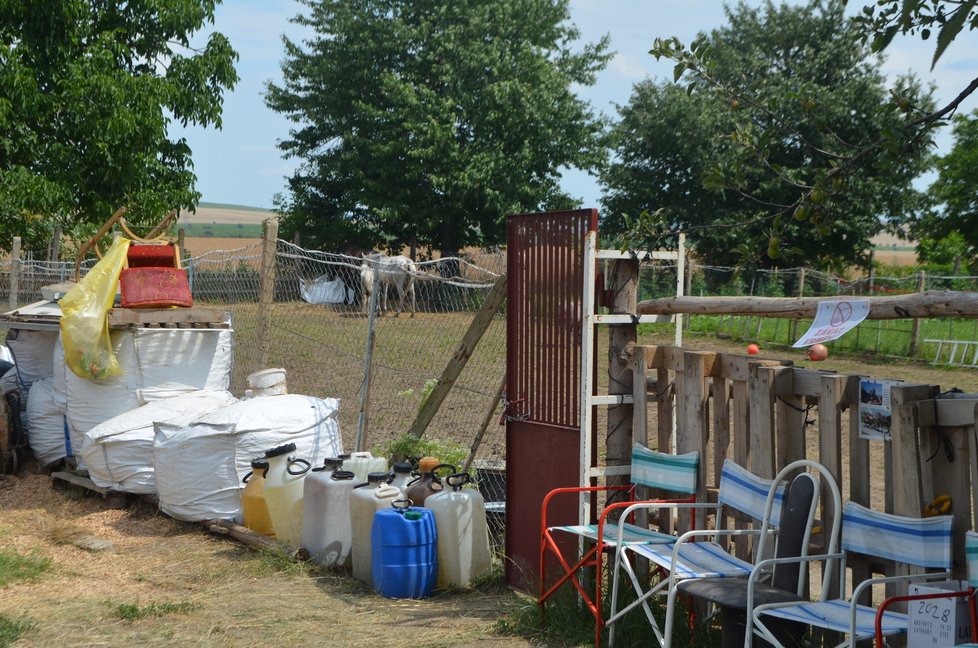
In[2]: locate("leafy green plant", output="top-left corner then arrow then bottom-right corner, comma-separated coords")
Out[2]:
0,615 -> 35,647
0,549 -> 51,587
114,601 -> 200,622
377,433 -> 468,474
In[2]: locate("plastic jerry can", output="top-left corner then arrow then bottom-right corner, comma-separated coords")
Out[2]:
263,443 -> 311,549
371,500 -> 438,599
350,472 -> 402,585
242,458 -> 275,538
343,451 -> 388,484
389,461 -> 414,491
405,457 -> 455,507
301,459 -> 356,566
427,472 -> 492,588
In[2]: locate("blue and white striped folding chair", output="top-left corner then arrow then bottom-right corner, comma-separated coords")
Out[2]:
748,501 -> 954,648
538,444 -> 699,648
608,458 -> 836,648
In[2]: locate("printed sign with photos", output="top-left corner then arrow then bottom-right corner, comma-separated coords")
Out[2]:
858,378 -> 902,440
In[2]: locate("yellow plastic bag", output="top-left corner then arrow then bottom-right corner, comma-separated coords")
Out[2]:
59,237 -> 131,380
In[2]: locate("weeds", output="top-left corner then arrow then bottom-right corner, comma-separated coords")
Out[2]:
0,548 -> 51,587
0,615 -> 35,647
114,601 -> 200,622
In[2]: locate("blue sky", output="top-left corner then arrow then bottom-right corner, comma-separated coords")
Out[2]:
176,0 -> 978,211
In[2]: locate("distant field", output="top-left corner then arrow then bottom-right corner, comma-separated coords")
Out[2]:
178,203 -> 920,266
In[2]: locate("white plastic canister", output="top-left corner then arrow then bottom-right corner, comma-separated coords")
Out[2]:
344,451 -> 388,484
246,368 -> 288,397
426,473 -> 492,589
350,473 -> 402,586
389,461 -> 414,491
301,458 -> 356,566
262,443 -> 311,548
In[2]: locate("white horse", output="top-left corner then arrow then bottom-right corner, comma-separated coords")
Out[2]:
360,253 -> 417,317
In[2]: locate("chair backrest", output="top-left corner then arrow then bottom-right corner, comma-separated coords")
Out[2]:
717,459 -> 787,527
771,472 -> 818,593
630,444 -> 698,495
967,531 -> 978,588
841,501 -> 952,570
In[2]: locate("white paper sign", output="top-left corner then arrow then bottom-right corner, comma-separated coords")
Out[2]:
858,378 -> 901,441
792,299 -> 870,347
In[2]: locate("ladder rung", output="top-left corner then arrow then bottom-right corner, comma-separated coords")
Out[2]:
595,250 -> 678,261
591,394 -> 634,406
586,465 -> 632,479
593,314 -> 672,325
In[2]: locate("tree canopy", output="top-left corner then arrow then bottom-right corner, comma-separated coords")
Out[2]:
0,0 -> 238,254
601,0 -> 934,270
912,109 -> 978,270
266,0 -> 610,256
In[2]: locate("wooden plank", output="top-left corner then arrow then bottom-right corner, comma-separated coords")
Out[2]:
717,354 -> 787,382
731,377 -> 751,560
776,391 -> 806,473
846,375 -> 872,605
818,375 -> 846,586
914,397 -> 978,428
656,367 -> 672,455
928,423 -> 971,580
790,368 -> 838,397
632,346 -> 649,449
107,306 -> 227,326
711,377 -> 731,485
890,384 -> 941,517
606,259 -> 637,505
50,471 -> 111,495
680,351 -> 711,531
749,365 -> 779,478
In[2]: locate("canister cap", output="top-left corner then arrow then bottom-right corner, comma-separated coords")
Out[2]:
265,443 -> 297,458
392,461 -> 413,474
366,471 -> 390,483
404,510 -> 422,520
417,456 -> 440,473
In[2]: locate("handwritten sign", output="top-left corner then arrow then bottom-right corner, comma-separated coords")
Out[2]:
792,299 -> 870,347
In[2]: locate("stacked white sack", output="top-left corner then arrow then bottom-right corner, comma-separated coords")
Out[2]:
153,394 -> 342,523
65,328 -> 233,469
5,329 -> 57,392
25,377 -> 67,467
81,390 -> 238,494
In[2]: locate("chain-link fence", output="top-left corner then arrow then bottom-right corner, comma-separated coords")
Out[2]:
637,263 -> 978,365
3,239 -> 510,541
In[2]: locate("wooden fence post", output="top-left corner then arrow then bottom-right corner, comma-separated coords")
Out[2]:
257,219 -> 278,370
355,266 -> 381,452
607,259 -> 637,506
909,270 -> 926,356
8,236 -> 21,310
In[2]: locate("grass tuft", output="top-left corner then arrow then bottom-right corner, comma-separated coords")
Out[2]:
114,601 -> 200,622
0,615 -> 35,647
0,548 -> 51,587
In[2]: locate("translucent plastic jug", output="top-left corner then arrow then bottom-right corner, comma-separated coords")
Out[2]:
350,472 -> 402,586
427,473 -> 492,589
405,457 -> 454,507
263,443 -> 311,548
372,500 -> 437,599
343,451 -> 388,484
389,461 -> 414,491
301,462 -> 356,566
242,458 -> 275,538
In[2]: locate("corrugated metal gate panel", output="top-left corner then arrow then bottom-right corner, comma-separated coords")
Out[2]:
505,209 -> 597,590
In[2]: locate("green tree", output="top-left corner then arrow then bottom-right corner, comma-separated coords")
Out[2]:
913,110 -> 978,270
0,0 -> 238,255
603,0 -> 933,270
265,0 -> 610,257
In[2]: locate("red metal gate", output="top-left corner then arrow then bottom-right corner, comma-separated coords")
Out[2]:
505,209 -> 597,590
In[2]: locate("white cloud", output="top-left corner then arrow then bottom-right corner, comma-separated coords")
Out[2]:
610,52 -> 650,80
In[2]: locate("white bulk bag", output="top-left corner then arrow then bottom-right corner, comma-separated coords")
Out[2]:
26,377 -> 68,468
6,329 -> 58,391
65,327 -> 233,461
153,394 -> 342,522
81,390 -> 238,494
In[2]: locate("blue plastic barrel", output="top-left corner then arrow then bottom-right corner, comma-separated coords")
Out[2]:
371,506 -> 438,599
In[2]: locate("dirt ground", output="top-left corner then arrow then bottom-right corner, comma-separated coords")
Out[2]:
0,471 -> 538,648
